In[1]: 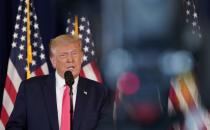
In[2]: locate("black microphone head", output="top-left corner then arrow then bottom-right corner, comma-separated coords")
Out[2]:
64,71 -> 74,86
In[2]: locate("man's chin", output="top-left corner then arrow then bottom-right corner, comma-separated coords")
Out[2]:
73,73 -> 80,78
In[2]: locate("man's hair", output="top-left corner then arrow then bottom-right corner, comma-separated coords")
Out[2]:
49,34 -> 82,57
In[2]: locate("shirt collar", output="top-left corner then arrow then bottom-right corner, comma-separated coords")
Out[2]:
55,71 -> 79,92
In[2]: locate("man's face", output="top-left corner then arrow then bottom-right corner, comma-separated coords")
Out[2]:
50,42 -> 83,78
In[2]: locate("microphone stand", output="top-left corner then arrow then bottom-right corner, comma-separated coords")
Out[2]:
69,85 -> 73,130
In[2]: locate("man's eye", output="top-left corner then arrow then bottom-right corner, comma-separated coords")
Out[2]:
72,52 -> 79,56
59,54 -> 66,58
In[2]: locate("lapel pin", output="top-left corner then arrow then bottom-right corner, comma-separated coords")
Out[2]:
83,91 -> 88,95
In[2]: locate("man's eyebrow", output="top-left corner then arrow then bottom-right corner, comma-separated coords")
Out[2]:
58,50 -> 80,53
58,52 -> 68,54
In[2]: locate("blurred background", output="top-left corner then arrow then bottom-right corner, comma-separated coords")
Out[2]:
0,0 -> 210,129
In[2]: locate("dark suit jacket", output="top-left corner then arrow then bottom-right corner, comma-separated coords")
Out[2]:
6,73 -> 114,130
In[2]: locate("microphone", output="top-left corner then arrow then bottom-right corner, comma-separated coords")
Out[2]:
64,71 -> 74,87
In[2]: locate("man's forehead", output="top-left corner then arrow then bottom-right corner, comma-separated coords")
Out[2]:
57,47 -> 80,51
55,43 -> 81,51
52,41 -> 80,48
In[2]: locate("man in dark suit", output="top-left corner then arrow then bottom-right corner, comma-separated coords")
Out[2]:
6,35 -> 114,130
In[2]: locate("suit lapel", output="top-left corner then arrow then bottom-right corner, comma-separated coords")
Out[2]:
73,77 -> 88,130
42,74 -> 59,130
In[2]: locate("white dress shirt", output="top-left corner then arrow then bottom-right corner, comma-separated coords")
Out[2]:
55,71 -> 79,129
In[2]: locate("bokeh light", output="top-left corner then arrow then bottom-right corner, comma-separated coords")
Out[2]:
159,50 -> 194,76
117,72 -> 140,96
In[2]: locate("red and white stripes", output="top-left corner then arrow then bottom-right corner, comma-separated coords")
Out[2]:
168,72 -> 210,130
80,61 -> 102,83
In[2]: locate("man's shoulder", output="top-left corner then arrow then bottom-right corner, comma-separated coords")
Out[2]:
80,77 -> 102,86
24,74 -> 51,82
20,74 -> 53,88
79,77 -> 109,94
79,77 -> 104,89
17,74 -> 54,94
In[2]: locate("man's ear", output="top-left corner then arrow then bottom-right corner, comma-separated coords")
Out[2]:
50,57 -> 56,69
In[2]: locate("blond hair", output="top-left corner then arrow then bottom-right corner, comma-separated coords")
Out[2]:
49,34 -> 82,57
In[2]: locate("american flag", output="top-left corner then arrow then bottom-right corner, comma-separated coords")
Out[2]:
0,0 -> 49,129
168,1 -> 210,129
66,15 -> 102,83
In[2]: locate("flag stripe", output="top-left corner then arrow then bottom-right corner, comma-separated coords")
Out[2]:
7,59 -> 22,92
41,63 -> 49,75
82,63 -> 98,82
203,112 -> 210,129
187,109 -> 207,130
0,120 -> 5,130
2,90 -> 14,117
31,63 -> 47,77
0,106 -> 9,127
90,61 -> 102,83
172,78 -> 190,112
169,85 -> 180,112
79,68 -> 85,78
168,99 -> 175,114
4,76 -> 17,104
34,67 -> 44,76
179,79 -> 196,109
183,74 -> 199,106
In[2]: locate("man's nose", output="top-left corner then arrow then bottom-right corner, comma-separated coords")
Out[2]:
66,54 -> 73,62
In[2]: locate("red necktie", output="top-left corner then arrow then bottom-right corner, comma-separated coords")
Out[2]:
61,86 -> 71,130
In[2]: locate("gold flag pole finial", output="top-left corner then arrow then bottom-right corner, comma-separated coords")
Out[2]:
26,0 -> 32,79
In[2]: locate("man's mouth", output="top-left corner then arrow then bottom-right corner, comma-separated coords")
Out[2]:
67,66 -> 74,71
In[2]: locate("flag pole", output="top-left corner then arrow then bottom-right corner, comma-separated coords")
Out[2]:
26,0 -> 32,79
74,15 -> 79,37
